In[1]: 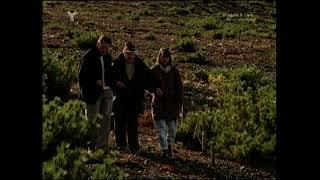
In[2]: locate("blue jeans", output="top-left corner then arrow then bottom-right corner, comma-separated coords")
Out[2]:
155,119 -> 176,151
85,89 -> 114,150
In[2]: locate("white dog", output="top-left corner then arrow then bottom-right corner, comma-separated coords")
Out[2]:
67,11 -> 78,22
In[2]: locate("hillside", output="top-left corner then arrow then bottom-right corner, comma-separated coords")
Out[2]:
42,1 -> 276,179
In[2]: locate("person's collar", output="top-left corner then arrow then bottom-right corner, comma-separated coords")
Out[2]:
159,64 -> 172,73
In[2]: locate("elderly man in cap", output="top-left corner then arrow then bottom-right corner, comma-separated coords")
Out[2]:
112,42 -> 152,153
78,35 -> 115,152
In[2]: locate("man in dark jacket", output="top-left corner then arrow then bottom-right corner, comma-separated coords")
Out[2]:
78,35 -> 115,152
113,42 -> 151,153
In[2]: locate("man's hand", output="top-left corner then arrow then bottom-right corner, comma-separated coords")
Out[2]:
97,80 -> 103,87
116,81 -> 126,88
144,90 -> 152,97
156,88 -> 163,97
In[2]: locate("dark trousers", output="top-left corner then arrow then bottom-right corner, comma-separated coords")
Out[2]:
114,99 -> 140,152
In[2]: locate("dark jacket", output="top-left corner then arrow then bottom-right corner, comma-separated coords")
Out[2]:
151,64 -> 183,121
112,53 -> 152,114
78,47 -> 114,104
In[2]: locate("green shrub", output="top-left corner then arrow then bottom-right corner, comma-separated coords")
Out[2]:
84,21 -> 96,28
182,12 -> 275,39
65,29 -> 81,39
185,17 -> 221,31
42,98 -> 127,178
173,37 -> 196,52
237,66 -> 264,91
222,23 -> 244,38
43,143 -> 126,179
43,1 -> 56,7
139,8 -> 152,16
46,21 -> 64,31
148,2 -> 159,8
271,8 -> 276,17
72,32 -> 100,50
43,73 -> 48,95
202,18 -> 220,30
128,12 -> 140,21
182,17 -> 237,39
224,30 -> 237,38
176,66 -> 276,161
239,17 -> 276,39
185,52 -> 206,64
213,31 -> 224,39
195,69 -> 209,83
184,17 -> 202,28
145,32 -> 156,40
156,17 -> 164,23
43,143 -> 88,179
177,29 -> 201,38
169,7 -> 190,16
43,49 -> 78,101
178,21 -> 185,26
91,151 -> 127,179
207,30 -> 224,39
188,5 -> 197,13
42,97 -> 96,158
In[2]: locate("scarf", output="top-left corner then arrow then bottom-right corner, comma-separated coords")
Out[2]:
160,64 -> 172,73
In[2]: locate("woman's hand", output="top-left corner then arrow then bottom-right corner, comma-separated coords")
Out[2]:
156,88 -> 163,97
116,81 -> 126,88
